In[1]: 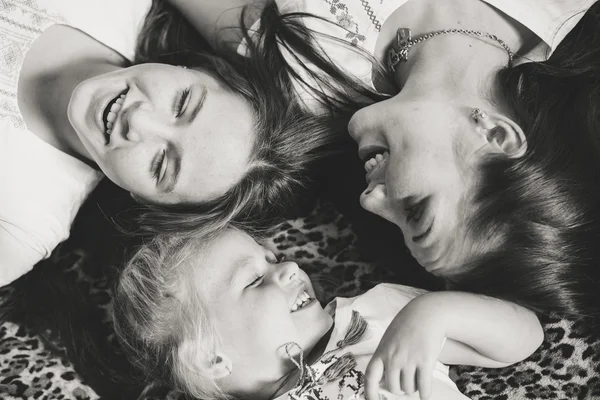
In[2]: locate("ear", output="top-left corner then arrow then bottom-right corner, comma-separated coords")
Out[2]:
179,339 -> 233,381
206,352 -> 233,380
474,112 -> 527,158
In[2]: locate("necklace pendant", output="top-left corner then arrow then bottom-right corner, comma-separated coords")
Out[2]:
388,28 -> 412,72
396,28 -> 412,48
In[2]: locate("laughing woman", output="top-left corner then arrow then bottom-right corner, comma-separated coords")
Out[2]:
0,0 -> 346,286
169,0 -> 600,320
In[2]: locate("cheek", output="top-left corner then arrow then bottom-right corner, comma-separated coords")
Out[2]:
220,296 -> 296,351
102,150 -> 146,191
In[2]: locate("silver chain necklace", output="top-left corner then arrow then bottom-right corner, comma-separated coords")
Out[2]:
387,27 -> 514,73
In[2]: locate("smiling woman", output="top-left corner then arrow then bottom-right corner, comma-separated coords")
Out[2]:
168,0 -> 600,322
0,0 -> 351,287
67,64 -> 255,204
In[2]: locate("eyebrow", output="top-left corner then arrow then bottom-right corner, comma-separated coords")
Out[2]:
162,148 -> 181,194
228,255 -> 255,288
188,85 -> 207,124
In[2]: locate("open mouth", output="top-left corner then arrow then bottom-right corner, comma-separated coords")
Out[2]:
364,151 -> 389,174
102,88 -> 129,144
358,145 -> 389,163
290,289 -> 314,313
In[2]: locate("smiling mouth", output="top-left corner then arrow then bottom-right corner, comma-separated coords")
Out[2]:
364,151 -> 389,174
102,88 -> 129,144
359,145 -> 389,163
290,289 -> 314,313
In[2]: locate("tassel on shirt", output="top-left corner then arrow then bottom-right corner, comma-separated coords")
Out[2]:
287,309 -> 368,398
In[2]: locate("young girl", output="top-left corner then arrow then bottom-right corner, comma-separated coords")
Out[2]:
112,228 -> 543,400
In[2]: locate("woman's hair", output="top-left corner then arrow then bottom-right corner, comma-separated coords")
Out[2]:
130,0 -> 383,238
133,1 -> 600,320
445,3 -> 600,321
112,231 -> 227,399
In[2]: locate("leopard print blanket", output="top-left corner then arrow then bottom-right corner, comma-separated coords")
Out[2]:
0,196 -> 599,400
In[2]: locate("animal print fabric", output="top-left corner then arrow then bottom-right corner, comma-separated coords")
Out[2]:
0,194 -> 599,400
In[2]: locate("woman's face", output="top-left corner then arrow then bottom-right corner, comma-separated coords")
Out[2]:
68,63 -> 255,204
348,95 -> 489,274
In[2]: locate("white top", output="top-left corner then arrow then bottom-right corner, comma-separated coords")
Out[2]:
277,284 -> 470,400
0,0 -> 151,286
243,0 -> 596,111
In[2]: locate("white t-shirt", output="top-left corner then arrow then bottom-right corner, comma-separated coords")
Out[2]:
277,284 -> 470,400
0,0 -> 151,286
243,0 -> 596,111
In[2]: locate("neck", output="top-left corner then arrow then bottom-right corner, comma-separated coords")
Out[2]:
264,325 -> 335,400
377,0 -> 534,95
395,33 -> 506,101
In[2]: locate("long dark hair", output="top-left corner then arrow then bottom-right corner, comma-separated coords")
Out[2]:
231,1 -> 600,321
129,0 -> 384,239
445,3 -> 600,322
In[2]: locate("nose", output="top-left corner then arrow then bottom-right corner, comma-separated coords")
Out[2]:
121,104 -> 173,143
348,101 -> 386,143
275,261 -> 300,286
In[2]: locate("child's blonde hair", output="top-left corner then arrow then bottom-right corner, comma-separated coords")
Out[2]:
112,232 -> 229,398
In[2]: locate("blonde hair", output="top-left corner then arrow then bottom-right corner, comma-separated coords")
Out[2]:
112,232 -> 230,399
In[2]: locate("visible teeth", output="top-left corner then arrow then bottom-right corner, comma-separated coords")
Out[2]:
364,152 -> 389,172
110,100 -> 122,113
104,91 -> 127,136
291,290 -> 312,312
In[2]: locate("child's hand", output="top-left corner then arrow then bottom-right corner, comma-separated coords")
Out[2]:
364,295 -> 446,400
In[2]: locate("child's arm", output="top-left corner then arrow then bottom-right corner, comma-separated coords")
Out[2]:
364,291 -> 544,400
426,291 -> 543,366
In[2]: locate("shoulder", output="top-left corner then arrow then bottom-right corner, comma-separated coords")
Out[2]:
336,284 -> 427,326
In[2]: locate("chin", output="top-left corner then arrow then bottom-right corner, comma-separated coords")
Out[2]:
313,309 -> 334,336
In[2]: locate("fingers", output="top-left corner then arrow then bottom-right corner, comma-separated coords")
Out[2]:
400,368 -> 417,395
365,357 -> 384,400
416,365 -> 433,400
384,367 -> 402,395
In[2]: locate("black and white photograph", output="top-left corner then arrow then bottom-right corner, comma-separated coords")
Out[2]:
0,0 -> 599,399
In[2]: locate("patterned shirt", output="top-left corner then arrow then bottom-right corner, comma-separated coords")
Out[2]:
276,284 -> 470,400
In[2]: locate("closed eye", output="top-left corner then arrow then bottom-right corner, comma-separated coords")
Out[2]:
246,275 -> 264,288
151,149 -> 167,182
174,88 -> 191,118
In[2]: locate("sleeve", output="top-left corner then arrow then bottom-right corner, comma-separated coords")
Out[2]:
352,283 -> 428,329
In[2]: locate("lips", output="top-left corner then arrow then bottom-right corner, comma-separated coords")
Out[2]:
358,145 -> 388,163
290,288 -> 314,313
100,88 -> 128,144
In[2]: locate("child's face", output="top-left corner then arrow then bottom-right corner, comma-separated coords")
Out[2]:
193,229 -> 333,396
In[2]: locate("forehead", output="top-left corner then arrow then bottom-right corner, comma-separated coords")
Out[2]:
188,230 -> 263,290
170,96 -> 255,204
